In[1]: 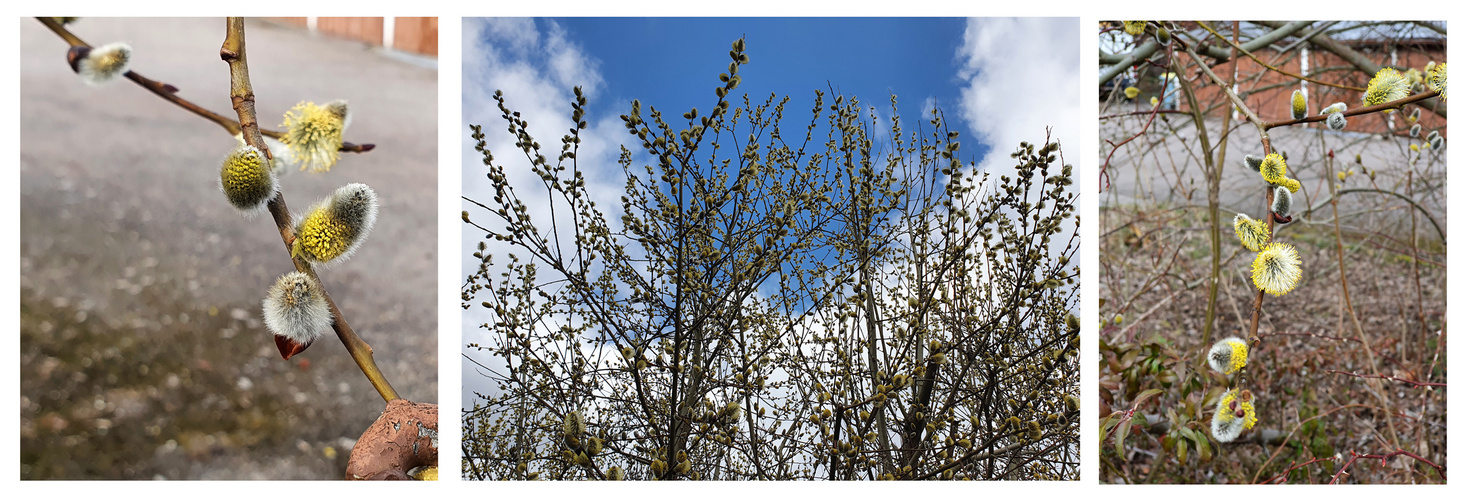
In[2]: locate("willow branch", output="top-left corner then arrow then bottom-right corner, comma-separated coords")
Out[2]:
1264,90 -> 1440,129
1179,33 -> 1277,345
37,16 -> 375,153
1326,370 -> 1445,388
1196,21 -> 1365,92
1328,449 -> 1445,483
221,17 -> 399,403
1254,20 -> 1446,119
1301,187 -> 1444,242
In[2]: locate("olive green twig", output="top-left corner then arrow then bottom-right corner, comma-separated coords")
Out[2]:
221,17 -> 399,403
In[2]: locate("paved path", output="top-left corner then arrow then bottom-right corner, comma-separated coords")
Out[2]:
1099,104 -> 1447,241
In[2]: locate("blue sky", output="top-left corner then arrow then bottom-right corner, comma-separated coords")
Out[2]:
462,17 -> 1082,404
547,17 -> 985,160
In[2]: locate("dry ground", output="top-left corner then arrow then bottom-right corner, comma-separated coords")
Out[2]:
1098,108 -> 1446,484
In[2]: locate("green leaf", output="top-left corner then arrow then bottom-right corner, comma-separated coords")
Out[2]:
1114,418 -> 1130,458
1133,388 -> 1164,408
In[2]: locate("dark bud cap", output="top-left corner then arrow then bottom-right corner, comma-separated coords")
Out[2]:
66,46 -> 90,72
275,333 -> 314,360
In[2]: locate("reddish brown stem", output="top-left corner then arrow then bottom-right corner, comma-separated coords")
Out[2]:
36,16 -> 375,153
1325,370 -> 1445,388
1329,450 -> 1444,484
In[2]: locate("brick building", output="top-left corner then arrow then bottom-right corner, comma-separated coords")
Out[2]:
269,17 -> 438,58
1116,22 -> 1445,138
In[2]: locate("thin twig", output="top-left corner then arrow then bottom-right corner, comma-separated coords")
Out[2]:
1326,370 -> 1445,388
1258,456 -> 1336,484
220,17 -> 399,403
1264,91 -> 1440,130
1328,449 -> 1445,484
37,16 -> 375,154
1196,21 -> 1365,92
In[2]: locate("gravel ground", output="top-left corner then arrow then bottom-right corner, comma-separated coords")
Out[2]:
20,17 -> 438,480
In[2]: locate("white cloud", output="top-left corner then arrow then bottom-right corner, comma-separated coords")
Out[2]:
462,18 -> 626,405
956,18 -> 1081,174
953,18 -> 1082,271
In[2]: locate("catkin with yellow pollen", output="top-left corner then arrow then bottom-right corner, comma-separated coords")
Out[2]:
1207,337 -> 1249,374
1427,62 -> 1447,101
219,144 -> 276,215
1251,242 -> 1302,296
1232,213 -> 1270,251
1258,153 -> 1288,185
1364,68 -> 1411,108
1211,389 -> 1258,442
293,183 -> 378,265
281,100 -> 350,172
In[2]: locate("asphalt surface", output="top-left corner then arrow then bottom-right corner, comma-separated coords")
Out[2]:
20,17 -> 437,479
1100,103 -> 1447,241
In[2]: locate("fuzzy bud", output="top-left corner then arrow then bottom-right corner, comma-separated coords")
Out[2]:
1326,112 -> 1347,131
69,42 -> 132,85
262,272 -> 332,360
562,410 -> 586,437
1243,154 -> 1262,172
1271,186 -> 1293,219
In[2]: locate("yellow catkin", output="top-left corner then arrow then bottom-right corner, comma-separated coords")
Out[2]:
1258,153 -> 1287,184
1364,68 -> 1411,108
292,183 -> 377,265
220,145 -> 275,212
281,101 -> 346,172
1233,214 -> 1271,251
295,208 -> 356,262
1252,243 -> 1302,296
1427,63 -> 1447,102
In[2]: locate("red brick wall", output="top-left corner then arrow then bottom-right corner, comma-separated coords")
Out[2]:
316,17 -> 385,47
265,17 -> 437,58
393,17 -> 438,57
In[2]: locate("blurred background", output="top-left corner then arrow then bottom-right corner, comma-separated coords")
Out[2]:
19,17 -> 438,479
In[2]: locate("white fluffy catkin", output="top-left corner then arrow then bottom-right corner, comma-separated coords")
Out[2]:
263,272 -> 332,346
